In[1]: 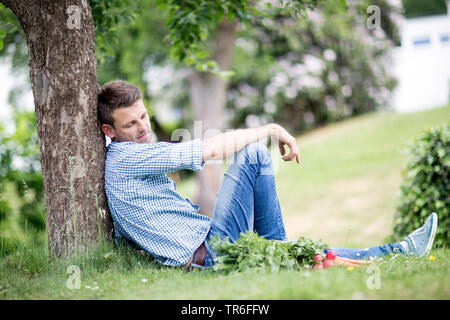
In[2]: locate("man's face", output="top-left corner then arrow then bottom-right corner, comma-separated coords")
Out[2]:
102,99 -> 152,143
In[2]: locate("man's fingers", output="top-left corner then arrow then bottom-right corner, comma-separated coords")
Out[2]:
281,142 -> 300,163
279,142 -> 286,156
283,153 -> 298,162
283,152 -> 296,161
293,145 -> 300,163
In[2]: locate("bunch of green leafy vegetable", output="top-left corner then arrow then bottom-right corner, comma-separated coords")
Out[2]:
209,231 -> 328,272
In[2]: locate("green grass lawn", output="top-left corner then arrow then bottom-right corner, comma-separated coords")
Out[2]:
1,105 -> 449,299
1,236 -> 449,299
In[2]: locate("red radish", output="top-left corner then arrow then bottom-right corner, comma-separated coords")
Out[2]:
314,254 -> 323,262
323,259 -> 334,268
312,263 -> 323,270
326,250 -> 337,260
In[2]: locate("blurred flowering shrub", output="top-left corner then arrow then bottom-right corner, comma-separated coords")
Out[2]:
226,0 -> 401,133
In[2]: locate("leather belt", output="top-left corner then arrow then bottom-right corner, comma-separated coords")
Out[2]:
185,241 -> 206,271
193,241 -> 207,266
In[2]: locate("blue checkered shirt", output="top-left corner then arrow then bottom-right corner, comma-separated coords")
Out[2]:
104,138 -> 212,267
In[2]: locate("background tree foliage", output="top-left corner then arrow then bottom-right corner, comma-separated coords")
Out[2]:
155,0 -> 319,75
401,0 -> 447,18
0,108 -> 44,254
163,0 -> 401,134
228,0 -> 399,133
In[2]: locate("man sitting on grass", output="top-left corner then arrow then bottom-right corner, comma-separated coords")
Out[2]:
98,80 -> 439,270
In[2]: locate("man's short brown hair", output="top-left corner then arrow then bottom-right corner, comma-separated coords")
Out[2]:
98,80 -> 142,126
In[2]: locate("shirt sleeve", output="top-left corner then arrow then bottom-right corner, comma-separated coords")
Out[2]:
114,138 -> 204,177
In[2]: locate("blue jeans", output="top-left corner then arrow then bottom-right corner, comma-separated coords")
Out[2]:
196,142 -> 405,268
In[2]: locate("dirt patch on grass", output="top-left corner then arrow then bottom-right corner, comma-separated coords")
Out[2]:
283,170 -> 402,248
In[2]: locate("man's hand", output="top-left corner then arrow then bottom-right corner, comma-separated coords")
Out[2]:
272,124 -> 300,164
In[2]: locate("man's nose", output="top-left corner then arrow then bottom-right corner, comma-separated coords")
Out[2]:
137,120 -> 146,131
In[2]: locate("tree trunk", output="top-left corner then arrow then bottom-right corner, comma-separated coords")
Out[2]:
189,19 -> 238,218
2,0 -> 112,257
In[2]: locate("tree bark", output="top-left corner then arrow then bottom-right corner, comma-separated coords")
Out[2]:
2,0 -> 112,257
189,19 -> 238,218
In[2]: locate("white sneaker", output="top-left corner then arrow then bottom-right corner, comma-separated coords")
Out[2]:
399,212 -> 438,257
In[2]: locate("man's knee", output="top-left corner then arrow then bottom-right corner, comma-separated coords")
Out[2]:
236,141 -> 271,165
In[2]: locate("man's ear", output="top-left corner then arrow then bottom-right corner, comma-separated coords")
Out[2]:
102,124 -> 116,140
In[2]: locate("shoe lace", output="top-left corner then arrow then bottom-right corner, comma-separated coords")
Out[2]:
406,235 -> 417,252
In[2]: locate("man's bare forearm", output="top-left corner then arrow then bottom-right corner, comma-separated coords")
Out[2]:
202,123 -> 279,162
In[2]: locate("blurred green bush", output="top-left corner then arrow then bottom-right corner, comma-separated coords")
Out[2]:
0,110 -> 45,256
392,124 -> 449,247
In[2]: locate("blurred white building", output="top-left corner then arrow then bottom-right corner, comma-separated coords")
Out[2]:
391,1 -> 450,112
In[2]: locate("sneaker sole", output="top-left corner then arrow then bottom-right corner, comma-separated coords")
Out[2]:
423,212 -> 438,257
